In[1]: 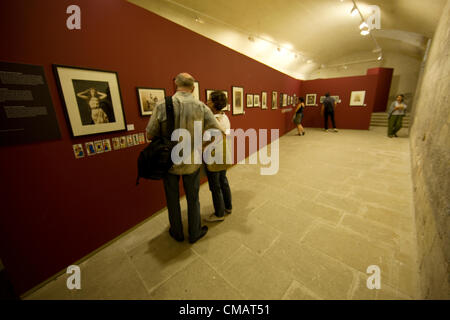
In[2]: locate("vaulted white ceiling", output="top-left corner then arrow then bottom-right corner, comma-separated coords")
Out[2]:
127,0 -> 447,79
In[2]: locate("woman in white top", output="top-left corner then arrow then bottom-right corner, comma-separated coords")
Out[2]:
204,91 -> 232,222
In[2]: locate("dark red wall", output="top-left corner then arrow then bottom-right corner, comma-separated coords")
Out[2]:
367,67 -> 394,112
0,0 -> 300,295
299,75 -> 378,130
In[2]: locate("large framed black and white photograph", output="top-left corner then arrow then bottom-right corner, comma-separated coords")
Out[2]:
232,86 -> 244,115
306,94 -> 317,106
53,65 -> 126,137
137,87 -> 165,116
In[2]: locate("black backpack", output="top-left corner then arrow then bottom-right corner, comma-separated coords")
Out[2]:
136,96 -> 176,185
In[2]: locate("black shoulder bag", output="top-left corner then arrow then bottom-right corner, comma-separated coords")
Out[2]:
136,96 -> 176,185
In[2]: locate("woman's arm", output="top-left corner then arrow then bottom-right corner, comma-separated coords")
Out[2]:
97,91 -> 108,100
76,89 -> 90,100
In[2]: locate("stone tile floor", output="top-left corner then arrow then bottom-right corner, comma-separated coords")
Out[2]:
26,126 -> 419,300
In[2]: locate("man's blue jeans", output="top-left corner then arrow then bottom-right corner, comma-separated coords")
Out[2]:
163,169 -> 201,240
206,169 -> 232,217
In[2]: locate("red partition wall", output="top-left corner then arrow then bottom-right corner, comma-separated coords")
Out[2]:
367,67 -> 394,112
0,0 -> 300,295
299,75 -> 378,130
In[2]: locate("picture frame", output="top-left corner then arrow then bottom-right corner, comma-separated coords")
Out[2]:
253,94 -> 260,107
350,91 -> 366,106
246,94 -> 254,108
271,91 -> 278,109
137,87 -> 165,116
282,94 -> 288,107
232,86 -> 244,115
53,65 -> 127,137
206,89 -> 230,111
331,96 -> 341,104
320,96 -> 326,104
193,81 -> 200,101
306,94 -> 317,106
261,92 -> 268,109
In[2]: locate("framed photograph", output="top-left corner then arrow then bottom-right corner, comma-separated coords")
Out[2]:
94,140 -> 104,153
271,91 -> 278,109
72,144 -> 85,159
293,94 -> 297,105
119,136 -> 127,148
193,81 -> 200,100
320,96 -> 326,104
126,135 -> 134,147
261,92 -> 268,109
246,94 -> 254,108
350,91 -> 366,106
232,86 -> 244,115
282,94 -> 288,107
137,87 -> 165,116
206,89 -> 230,111
254,94 -> 260,107
53,65 -> 126,137
103,139 -> 112,152
85,142 -> 96,156
306,94 -> 316,106
133,133 -> 139,146
112,137 -> 121,150
138,133 -> 146,144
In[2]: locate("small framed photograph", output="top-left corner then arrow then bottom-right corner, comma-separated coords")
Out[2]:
306,94 -> 317,106
320,96 -> 326,104
112,137 -> 121,150
119,136 -> 127,148
193,81 -> 200,100
137,87 -> 165,116
103,139 -> 112,152
206,89 -> 230,111
85,142 -> 96,156
350,91 -> 366,106
331,96 -> 341,104
282,94 -> 287,107
94,140 -> 104,153
253,94 -> 260,107
53,64 -> 127,137
126,135 -> 134,147
261,92 -> 268,109
138,133 -> 146,144
133,133 -> 139,145
72,144 -> 85,159
272,91 -> 278,109
293,94 -> 297,105
246,94 -> 254,108
232,86 -> 244,115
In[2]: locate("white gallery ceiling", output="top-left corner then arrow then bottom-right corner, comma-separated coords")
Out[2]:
127,0 -> 447,79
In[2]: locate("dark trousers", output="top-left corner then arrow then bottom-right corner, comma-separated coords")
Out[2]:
206,169 -> 232,217
324,109 -> 336,130
388,115 -> 403,136
163,169 -> 201,240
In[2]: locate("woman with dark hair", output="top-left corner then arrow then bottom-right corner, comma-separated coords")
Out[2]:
387,94 -> 407,138
204,91 -> 232,222
293,97 -> 306,135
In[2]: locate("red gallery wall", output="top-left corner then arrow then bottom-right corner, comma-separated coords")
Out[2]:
0,0 -> 300,295
299,75 -> 378,130
367,67 -> 394,112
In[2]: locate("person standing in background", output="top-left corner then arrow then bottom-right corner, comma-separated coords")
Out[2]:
204,91 -> 233,222
387,94 -> 407,138
321,93 -> 338,132
293,97 -> 306,136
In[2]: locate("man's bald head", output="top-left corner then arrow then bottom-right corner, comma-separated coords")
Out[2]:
175,73 -> 195,90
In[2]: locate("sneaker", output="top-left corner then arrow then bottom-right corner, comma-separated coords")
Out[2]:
394,134 -> 398,137
324,129 -> 329,132
388,135 -> 394,138
302,132 -> 306,136
225,209 -> 232,215
189,226 -> 208,244
205,213 -> 225,222
333,128 -> 338,132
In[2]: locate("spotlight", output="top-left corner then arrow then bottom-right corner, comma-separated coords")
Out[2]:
360,28 -> 370,36
377,55 -> 383,61
359,22 -> 368,29
194,17 -> 204,24
351,4 -> 358,16
248,36 -> 255,42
